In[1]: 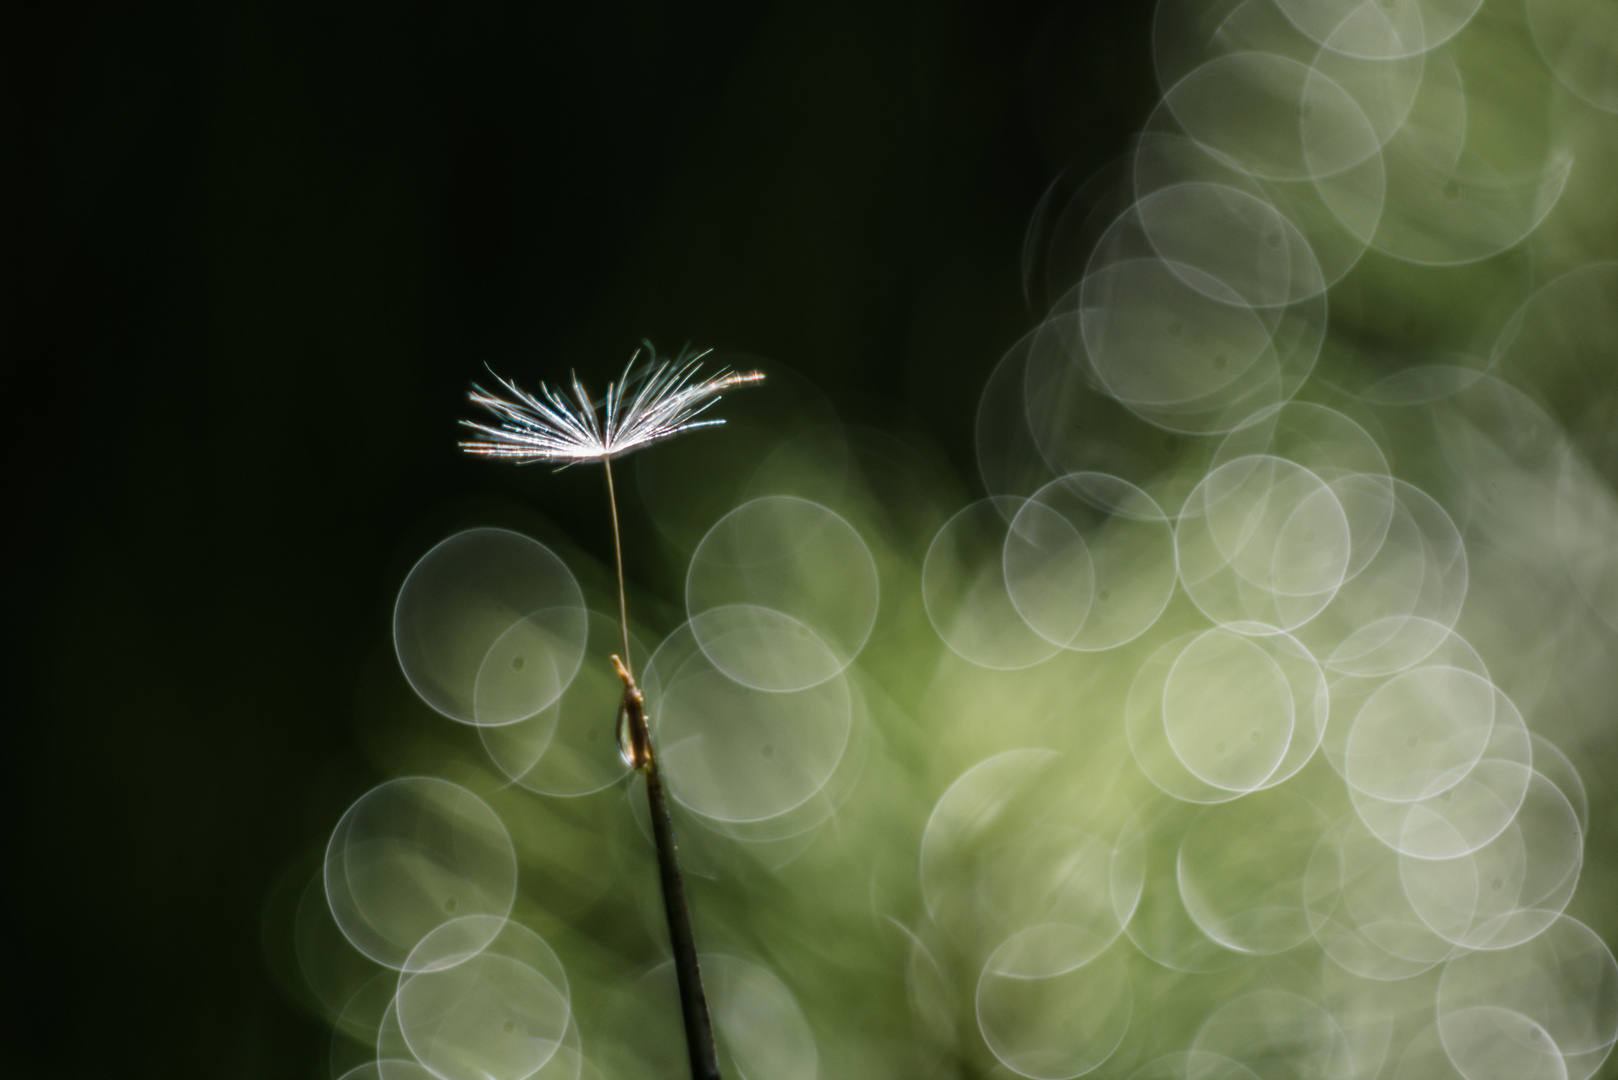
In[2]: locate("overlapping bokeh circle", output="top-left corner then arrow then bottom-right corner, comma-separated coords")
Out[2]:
298,2 -> 1618,1077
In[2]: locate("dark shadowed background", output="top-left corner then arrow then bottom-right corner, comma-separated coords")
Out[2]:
11,2 -> 1153,1074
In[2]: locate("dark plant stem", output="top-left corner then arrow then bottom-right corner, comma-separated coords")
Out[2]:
646,755 -> 722,1080
615,677 -> 722,1080
603,458 -> 721,1080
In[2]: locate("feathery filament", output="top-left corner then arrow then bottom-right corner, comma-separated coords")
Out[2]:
459,345 -> 765,465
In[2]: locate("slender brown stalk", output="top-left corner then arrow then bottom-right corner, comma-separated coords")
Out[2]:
601,455 -> 635,678
603,461 -> 721,1080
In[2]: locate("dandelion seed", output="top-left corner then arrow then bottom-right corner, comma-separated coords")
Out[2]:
460,343 -> 764,681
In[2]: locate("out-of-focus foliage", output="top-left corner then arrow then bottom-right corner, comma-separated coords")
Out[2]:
273,1 -> 1618,1077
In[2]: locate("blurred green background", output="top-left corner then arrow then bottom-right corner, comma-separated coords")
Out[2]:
12,2 -> 1157,1075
